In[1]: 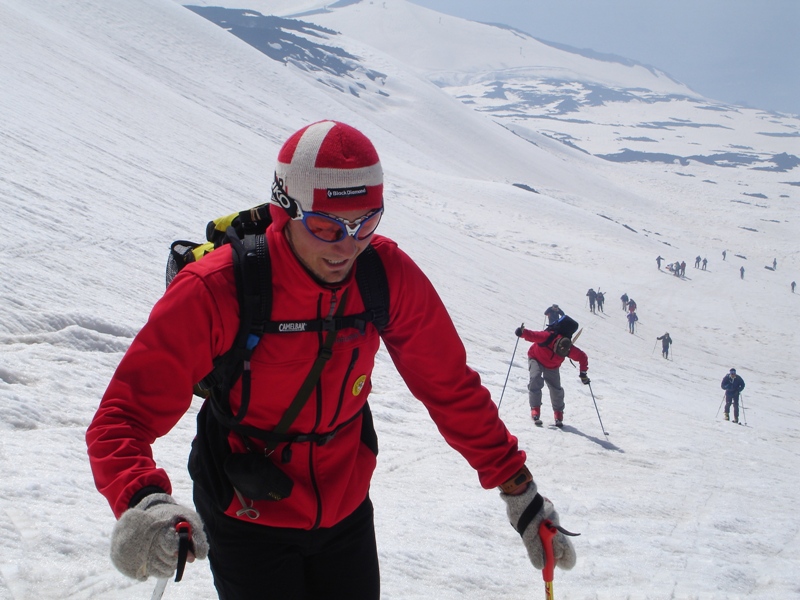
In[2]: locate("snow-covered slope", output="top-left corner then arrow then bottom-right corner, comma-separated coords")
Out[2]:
1,0 -> 799,598
305,1 -> 799,168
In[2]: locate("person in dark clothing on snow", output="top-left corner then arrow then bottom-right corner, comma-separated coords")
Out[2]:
627,298 -> 637,313
702,258 -> 707,270
680,261 -> 686,277
722,250 -> 727,261
620,293 -> 629,311
86,121 -> 576,599
656,256 -> 664,269
596,291 -> 605,313
657,333 -> 672,359
544,304 -> 565,326
516,316 -> 589,428
695,256 -> 701,268
586,288 -> 597,313
740,266 -> 745,280
627,311 -> 638,334
773,258 -> 777,270
721,368 -> 746,423
792,281 -> 796,293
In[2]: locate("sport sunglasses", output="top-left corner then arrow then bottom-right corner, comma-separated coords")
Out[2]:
300,209 -> 383,243
271,174 -> 383,243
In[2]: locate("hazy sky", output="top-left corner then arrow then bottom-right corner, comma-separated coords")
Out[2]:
409,0 -> 800,116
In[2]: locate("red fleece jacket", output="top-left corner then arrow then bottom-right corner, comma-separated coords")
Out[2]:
86,228 -> 525,529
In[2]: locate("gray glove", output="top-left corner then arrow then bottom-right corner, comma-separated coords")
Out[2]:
110,493 -> 209,581
500,482 -> 577,571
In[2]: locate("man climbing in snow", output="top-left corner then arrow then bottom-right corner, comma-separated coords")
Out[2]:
620,292 -> 629,311
596,291 -> 605,313
656,255 -> 664,269
86,121 -> 576,599
657,332 -> 672,359
516,316 -> 589,428
740,266 -> 745,279
544,303 -> 565,326
721,368 -> 746,423
586,288 -> 597,314
627,310 -> 638,334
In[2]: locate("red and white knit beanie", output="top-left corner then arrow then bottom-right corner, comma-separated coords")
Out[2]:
270,120 -> 384,229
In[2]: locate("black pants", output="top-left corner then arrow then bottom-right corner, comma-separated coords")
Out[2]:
725,393 -> 740,419
194,487 -> 380,600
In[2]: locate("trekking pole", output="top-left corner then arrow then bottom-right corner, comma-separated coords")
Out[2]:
740,394 -> 747,425
539,521 -> 557,600
651,339 -> 658,355
498,323 -> 523,410
715,394 -> 725,419
587,382 -> 608,440
538,520 -> 581,600
151,521 -> 193,600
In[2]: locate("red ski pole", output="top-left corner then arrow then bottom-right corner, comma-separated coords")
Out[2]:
538,520 -> 557,600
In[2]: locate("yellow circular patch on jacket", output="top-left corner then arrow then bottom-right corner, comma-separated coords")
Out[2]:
352,375 -> 367,396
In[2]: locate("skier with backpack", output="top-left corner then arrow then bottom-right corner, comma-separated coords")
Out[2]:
596,291 -> 605,313
627,310 -> 638,334
515,316 -> 589,428
620,293 -> 629,311
85,121 -> 576,599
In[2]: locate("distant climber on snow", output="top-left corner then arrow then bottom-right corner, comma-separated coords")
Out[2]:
627,310 -> 638,334
544,304 -> 565,326
657,333 -> 672,359
516,316 -> 589,429
586,288 -> 597,314
721,368 -> 746,423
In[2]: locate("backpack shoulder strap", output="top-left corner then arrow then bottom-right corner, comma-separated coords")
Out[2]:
355,245 -> 390,333
199,229 -> 271,421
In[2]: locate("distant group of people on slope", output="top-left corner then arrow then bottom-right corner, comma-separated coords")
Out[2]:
528,291 -> 752,430
662,250 -> 796,290
524,243 -> 778,432
619,293 -> 638,334
585,288 -> 604,313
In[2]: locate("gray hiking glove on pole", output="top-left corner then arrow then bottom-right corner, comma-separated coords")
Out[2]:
110,493 -> 209,581
500,482 -> 577,570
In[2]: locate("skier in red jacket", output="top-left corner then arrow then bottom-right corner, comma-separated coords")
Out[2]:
86,121 -> 576,599
516,316 -> 589,428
